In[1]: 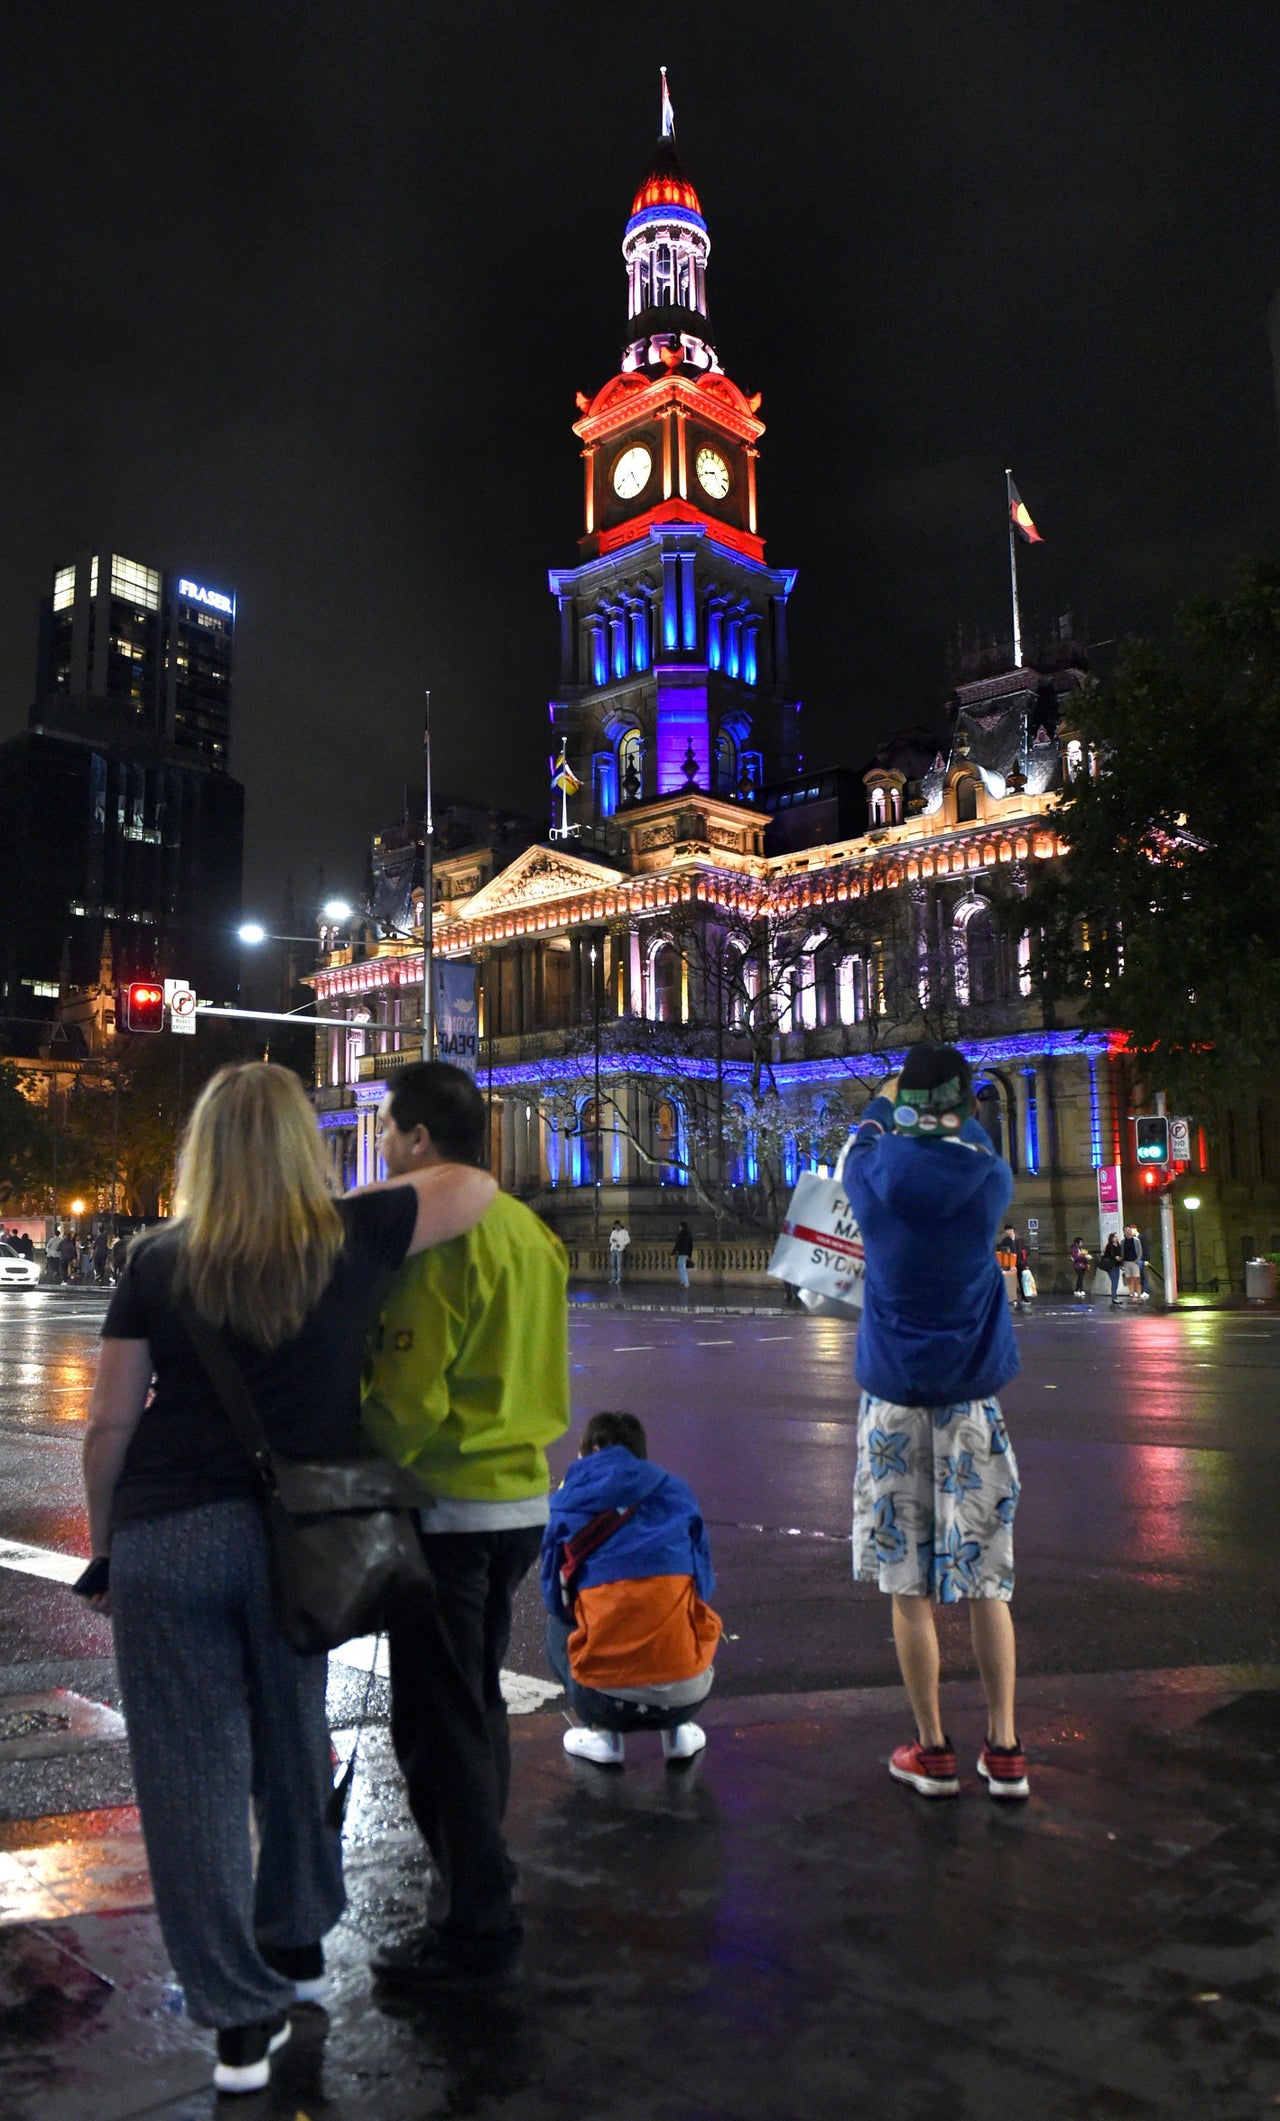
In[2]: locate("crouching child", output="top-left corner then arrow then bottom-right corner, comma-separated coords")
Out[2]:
541,1412 -> 721,1766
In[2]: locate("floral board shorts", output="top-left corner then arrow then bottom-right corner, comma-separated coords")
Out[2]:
852,1392 -> 1020,1603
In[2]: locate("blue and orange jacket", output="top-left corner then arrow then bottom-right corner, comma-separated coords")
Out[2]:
540,1446 -> 721,1692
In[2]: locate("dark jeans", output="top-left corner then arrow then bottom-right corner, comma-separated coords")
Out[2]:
544,1612 -> 709,1734
387,1525 -> 542,1938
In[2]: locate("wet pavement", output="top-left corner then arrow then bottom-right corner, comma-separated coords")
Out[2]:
4,1289 -> 1280,2112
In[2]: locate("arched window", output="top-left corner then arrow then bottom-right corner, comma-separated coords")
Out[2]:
1064,739 -> 1083,780
578,1097 -> 604,1187
966,907 -> 1009,1005
652,1097 -> 683,1185
652,943 -> 683,1023
812,936 -> 843,1028
954,775 -> 980,824
838,955 -> 866,1024
869,786 -> 887,826
618,730 -> 643,805
715,728 -> 738,796
974,1080 -> 1004,1159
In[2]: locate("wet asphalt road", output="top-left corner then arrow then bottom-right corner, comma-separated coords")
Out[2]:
2,1288 -> 1279,1706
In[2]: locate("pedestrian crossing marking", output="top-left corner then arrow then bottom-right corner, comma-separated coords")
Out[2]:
0,1538 -> 86,1584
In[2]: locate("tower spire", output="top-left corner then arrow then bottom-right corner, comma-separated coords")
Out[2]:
621,81 -> 719,376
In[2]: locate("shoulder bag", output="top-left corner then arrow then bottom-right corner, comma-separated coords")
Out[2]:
179,1300 -> 431,1656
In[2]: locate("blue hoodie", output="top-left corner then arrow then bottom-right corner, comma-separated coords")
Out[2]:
540,1446 -> 720,1690
843,1094 -> 1020,1406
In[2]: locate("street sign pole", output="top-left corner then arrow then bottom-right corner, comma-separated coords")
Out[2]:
1155,1090 -> 1179,1304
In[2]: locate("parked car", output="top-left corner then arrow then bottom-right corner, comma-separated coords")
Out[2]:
0,1242 -> 43,1288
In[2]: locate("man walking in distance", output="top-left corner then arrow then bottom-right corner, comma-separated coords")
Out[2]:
846,1045 -> 1029,1801
362,1062 -> 570,1986
608,1217 -> 630,1286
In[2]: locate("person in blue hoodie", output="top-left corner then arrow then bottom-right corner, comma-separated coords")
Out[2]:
541,1411 -> 721,1767
844,1043 -> 1029,1802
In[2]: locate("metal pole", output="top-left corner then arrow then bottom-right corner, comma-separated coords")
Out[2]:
1156,1089 -> 1179,1303
590,939 -> 601,1244
1005,468 -> 1022,668
421,690 -> 434,1062
111,1070 -> 120,1220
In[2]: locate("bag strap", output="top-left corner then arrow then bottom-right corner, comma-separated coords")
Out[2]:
177,1297 -> 278,1493
557,1505 -> 637,1609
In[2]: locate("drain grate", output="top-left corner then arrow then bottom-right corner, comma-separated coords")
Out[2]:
0,1706 -> 72,1742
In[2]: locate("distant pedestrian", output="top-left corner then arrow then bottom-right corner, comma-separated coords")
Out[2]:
608,1218 -> 630,1287
1121,1225 -> 1144,1302
847,1045 -> 1028,1803
1069,1237 -> 1092,1300
998,1224 -> 1030,1312
92,1230 -> 110,1285
1138,1234 -> 1153,1300
542,1410 -> 720,1767
1101,1232 -> 1123,1305
673,1222 -> 694,1289
57,1231 -> 77,1284
110,1233 -> 130,1283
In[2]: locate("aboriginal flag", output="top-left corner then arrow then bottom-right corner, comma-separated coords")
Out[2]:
1008,478 -> 1044,544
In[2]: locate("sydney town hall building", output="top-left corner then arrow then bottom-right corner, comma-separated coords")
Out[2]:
312,93 -> 1278,1296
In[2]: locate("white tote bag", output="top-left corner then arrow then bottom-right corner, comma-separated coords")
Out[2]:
768,1134 -> 865,1316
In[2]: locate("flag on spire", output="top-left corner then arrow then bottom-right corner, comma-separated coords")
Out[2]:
1008,476 -> 1044,545
660,66 -> 675,138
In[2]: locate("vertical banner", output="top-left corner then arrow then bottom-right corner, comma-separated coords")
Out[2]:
435,961 -> 478,1075
1097,1164 -> 1123,1254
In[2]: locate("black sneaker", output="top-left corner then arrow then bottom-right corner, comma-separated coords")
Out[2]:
259,1939 -> 327,2004
372,1923 -> 522,1990
213,2013 -> 291,2094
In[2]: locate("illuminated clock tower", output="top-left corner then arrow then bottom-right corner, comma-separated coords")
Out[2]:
548,81 -> 799,830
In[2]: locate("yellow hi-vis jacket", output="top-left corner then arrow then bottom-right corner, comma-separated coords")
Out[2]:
361,1192 -> 570,1503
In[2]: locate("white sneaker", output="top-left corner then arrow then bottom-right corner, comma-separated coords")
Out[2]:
213,2015 -> 290,2094
563,1726 -> 625,1765
661,1722 -> 707,1763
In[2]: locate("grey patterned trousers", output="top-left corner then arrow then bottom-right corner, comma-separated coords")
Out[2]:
111,1499 -> 345,2029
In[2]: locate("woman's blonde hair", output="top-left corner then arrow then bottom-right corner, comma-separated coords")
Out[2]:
172,1062 -> 344,1351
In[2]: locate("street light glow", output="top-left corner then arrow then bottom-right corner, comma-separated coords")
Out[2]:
323,899 -> 354,922
238,922 -> 267,945
1183,1196 -> 1201,1211
70,1199 -> 85,1216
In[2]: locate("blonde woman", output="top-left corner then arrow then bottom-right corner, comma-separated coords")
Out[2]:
82,1064 -> 495,2095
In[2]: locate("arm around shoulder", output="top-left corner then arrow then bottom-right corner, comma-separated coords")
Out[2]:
400,1163 -> 497,1256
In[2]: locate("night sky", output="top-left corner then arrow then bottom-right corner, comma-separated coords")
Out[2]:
2,3 -> 1277,924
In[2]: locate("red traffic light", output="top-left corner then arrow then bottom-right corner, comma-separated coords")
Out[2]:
125,982 -> 165,1033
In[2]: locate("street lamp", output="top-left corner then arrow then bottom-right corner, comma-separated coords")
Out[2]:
323,899 -> 354,924
589,940 -> 602,1245
1183,1196 -> 1201,1292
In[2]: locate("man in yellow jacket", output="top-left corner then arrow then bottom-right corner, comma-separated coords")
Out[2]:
361,1061 -> 569,1989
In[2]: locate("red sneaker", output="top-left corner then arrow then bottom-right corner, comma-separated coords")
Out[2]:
889,1737 -> 959,1797
977,1738 -> 1029,1799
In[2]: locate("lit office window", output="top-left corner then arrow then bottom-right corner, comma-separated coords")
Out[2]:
53,566 -> 76,612
110,556 -> 161,611
89,556 -> 99,597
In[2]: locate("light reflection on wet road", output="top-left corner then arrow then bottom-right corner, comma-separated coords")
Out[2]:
3,1292 -> 1279,1695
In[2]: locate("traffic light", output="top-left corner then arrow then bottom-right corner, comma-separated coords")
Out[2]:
1134,1115 -> 1170,1166
125,981 -> 165,1033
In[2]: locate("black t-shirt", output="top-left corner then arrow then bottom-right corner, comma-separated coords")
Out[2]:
103,1187 -> 418,1529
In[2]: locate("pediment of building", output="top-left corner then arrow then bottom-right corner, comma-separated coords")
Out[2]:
459,843 -> 623,919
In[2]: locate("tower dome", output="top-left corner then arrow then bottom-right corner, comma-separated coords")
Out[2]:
621,75 -> 720,377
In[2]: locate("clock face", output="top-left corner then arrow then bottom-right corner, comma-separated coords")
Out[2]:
696,447 -> 731,500
612,445 -> 652,501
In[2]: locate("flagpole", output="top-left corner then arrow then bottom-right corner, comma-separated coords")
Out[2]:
1005,468 -> 1022,669
421,689 -> 434,1061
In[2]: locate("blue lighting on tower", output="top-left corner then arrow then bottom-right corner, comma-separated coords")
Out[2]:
1088,1058 -> 1103,1169
744,632 -> 757,685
